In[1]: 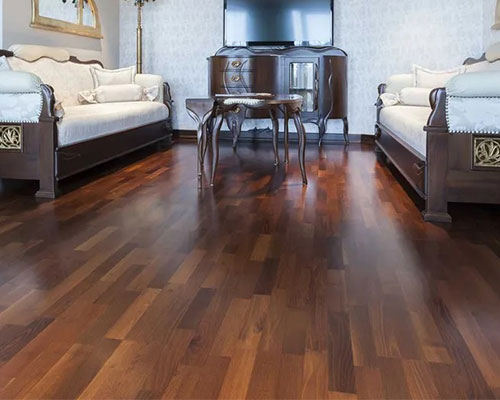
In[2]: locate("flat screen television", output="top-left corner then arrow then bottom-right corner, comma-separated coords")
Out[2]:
224,0 -> 334,47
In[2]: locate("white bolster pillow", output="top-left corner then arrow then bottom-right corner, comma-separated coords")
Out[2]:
95,84 -> 144,103
400,87 -> 432,107
0,71 -> 42,93
446,71 -> 500,97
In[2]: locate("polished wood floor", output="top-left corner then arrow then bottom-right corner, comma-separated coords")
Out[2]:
0,140 -> 499,400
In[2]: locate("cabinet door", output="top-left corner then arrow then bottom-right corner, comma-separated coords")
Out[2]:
286,58 -> 320,115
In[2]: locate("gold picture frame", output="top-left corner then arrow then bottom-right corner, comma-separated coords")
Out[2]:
31,0 -> 103,39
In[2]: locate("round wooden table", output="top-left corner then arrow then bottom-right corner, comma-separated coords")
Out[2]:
186,94 -> 307,188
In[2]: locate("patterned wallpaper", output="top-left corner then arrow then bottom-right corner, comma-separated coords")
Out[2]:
120,0 -> 490,135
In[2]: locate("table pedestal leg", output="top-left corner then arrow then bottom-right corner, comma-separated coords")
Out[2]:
211,112 -> 225,186
293,112 -> 308,185
269,108 -> 280,166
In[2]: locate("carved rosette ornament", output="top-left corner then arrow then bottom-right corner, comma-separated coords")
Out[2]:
0,126 -> 22,151
474,137 -> 500,168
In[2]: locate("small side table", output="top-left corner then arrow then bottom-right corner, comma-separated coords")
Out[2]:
186,94 -> 307,188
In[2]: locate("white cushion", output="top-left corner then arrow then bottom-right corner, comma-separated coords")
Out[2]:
9,57 -> 102,107
57,102 -> 169,147
413,65 -> 465,88
385,74 -> 413,95
447,71 -> 500,97
0,71 -> 42,93
379,106 -> 431,157
486,42 -> 500,63
0,56 -> 11,71
400,87 -> 432,107
91,66 -> 136,88
9,44 -> 70,62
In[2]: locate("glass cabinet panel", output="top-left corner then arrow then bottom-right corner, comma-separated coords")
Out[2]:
289,62 -> 317,112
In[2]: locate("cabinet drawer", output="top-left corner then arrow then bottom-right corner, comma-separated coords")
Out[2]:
213,72 -> 255,89
221,58 -> 255,72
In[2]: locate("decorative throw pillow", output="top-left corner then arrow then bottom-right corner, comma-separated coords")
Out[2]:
142,86 -> 159,102
413,65 -> 465,88
54,100 -> 65,118
78,84 -> 158,104
90,66 -> 136,88
379,93 -> 400,107
0,56 -> 11,71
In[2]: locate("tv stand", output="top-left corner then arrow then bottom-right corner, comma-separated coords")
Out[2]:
208,46 -> 348,145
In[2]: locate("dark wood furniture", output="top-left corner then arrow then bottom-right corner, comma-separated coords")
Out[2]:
0,50 -> 173,199
209,46 -> 348,146
375,55 -> 500,223
186,94 -> 307,188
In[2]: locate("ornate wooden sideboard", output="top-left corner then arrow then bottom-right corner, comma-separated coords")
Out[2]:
208,46 -> 348,146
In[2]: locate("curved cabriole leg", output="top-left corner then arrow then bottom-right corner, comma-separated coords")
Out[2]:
318,117 -> 326,147
293,111 -> 308,186
284,110 -> 290,164
210,113 -> 225,187
269,108 -> 280,166
343,117 -> 350,145
197,122 -> 205,188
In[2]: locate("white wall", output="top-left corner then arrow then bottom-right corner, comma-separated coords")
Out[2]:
120,0 -> 491,135
2,0 -> 120,68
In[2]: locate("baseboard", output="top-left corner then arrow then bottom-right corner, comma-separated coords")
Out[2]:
174,129 -> 374,144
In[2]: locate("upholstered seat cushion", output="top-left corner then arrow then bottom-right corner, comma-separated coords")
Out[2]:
379,106 -> 431,157
57,102 -> 169,147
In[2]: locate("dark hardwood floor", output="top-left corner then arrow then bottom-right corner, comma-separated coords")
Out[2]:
0,140 -> 499,399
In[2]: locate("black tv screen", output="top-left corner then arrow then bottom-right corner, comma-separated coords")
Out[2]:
224,0 -> 334,47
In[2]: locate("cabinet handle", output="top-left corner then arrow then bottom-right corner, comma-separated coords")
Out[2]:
231,60 -> 242,68
231,75 -> 241,82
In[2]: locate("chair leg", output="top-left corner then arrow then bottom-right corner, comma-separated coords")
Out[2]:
343,117 -> 350,145
293,112 -> 308,185
269,108 -> 280,166
284,112 -> 290,164
210,113 -> 225,186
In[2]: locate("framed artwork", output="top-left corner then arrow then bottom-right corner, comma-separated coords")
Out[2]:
31,0 -> 102,39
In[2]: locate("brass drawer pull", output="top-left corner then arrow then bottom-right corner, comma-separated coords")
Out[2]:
231,60 -> 242,68
231,75 -> 242,82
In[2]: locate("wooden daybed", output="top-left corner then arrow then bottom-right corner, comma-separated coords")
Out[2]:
375,54 -> 500,223
0,46 -> 173,199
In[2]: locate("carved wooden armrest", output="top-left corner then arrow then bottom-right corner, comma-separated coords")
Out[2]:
425,88 -> 448,133
163,82 -> 173,114
40,84 -> 57,120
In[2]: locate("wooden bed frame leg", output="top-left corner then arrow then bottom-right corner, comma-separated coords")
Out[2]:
35,121 -> 58,199
422,131 -> 452,223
